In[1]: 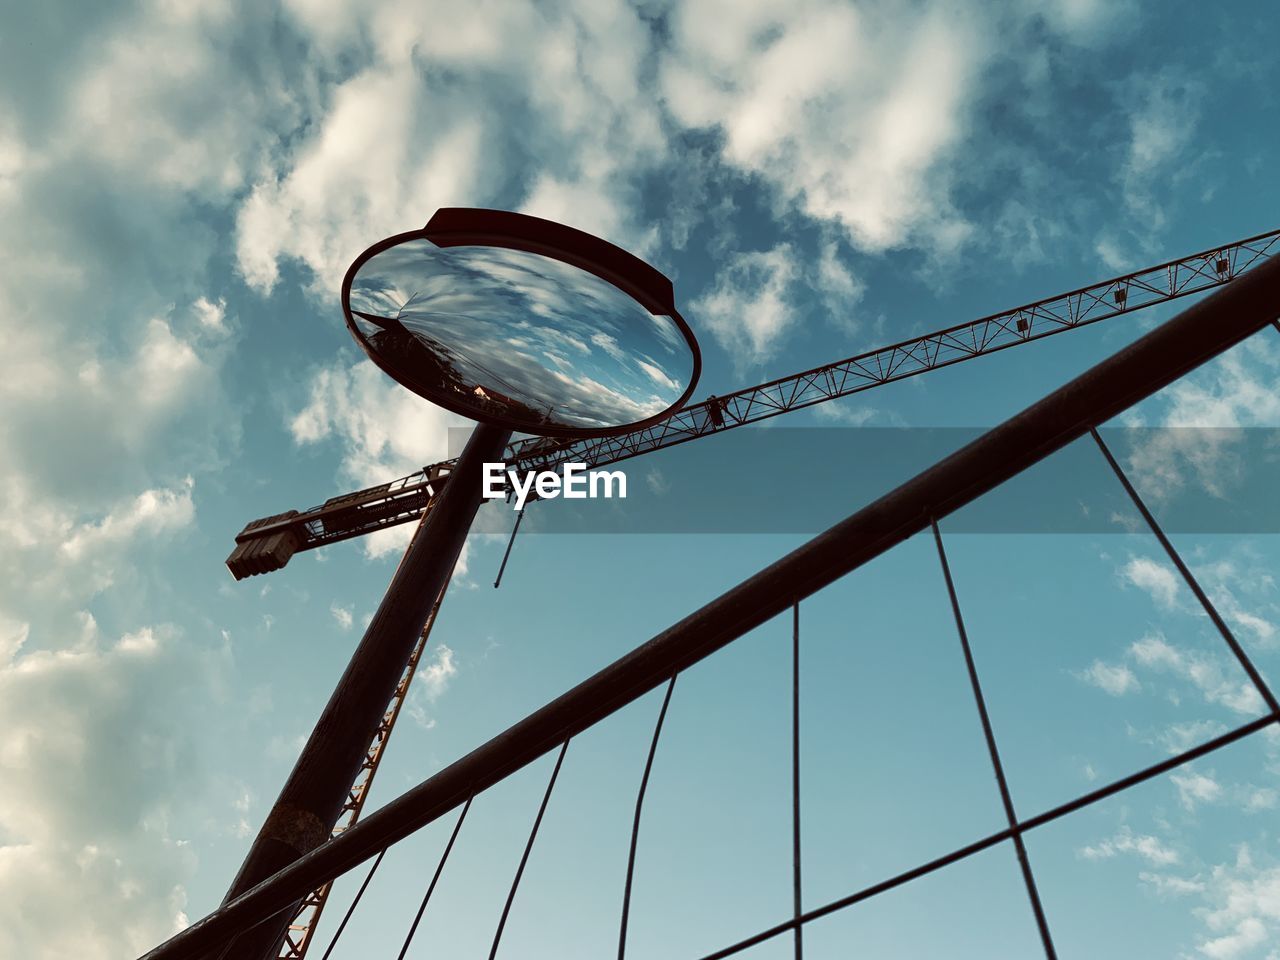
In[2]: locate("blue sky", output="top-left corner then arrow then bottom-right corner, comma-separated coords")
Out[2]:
4,1 -> 1280,957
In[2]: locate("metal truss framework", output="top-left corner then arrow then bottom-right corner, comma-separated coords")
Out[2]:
143,236 -> 1280,960
219,226 -> 1280,957
226,227 -> 1280,579
274,575 -> 452,959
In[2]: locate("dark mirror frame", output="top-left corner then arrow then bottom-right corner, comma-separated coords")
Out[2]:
341,208 -> 702,439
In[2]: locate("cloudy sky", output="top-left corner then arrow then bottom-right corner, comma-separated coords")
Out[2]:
4,0 -> 1280,957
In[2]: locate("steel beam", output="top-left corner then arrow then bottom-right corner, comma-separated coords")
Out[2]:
214,421 -> 510,960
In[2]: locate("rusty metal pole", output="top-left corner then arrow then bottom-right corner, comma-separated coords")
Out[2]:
219,421 -> 511,960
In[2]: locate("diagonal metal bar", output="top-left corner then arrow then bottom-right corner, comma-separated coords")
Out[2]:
694,711 -> 1279,960
1090,428 -> 1280,716
931,520 -> 1057,960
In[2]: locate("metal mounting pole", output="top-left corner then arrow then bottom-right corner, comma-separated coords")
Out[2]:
219,421 -> 511,960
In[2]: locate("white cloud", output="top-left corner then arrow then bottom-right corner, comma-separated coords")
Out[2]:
0,614 -> 29,666
1079,659 -> 1140,696
1155,719 -> 1229,756
1193,555 -> 1280,648
1198,918 -> 1267,960
416,643 -> 456,701
67,0 -> 293,197
1160,342 -> 1280,430
811,401 -> 888,427
1243,788 -> 1277,813
1121,556 -> 1180,610
1194,847 -> 1280,959
406,642 -> 458,731
0,306 -> 226,639
291,358 -> 470,490
591,333 -> 626,363
814,240 -> 865,328
1118,73 -> 1202,229
1034,0 -> 1135,44
1170,769 -> 1224,811
192,296 -> 228,334
237,65 -> 491,294
1125,339 -> 1280,503
1094,234 -> 1132,273
659,0 -> 983,253
1130,633 -> 1266,717
637,359 -> 679,391
1140,871 -> 1205,896
360,524 -> 419,563
691,245 -> 798,367
60,478 -> 196,564
645,468 -> 670,496
226,0 -> 1119,377
231,787 -> 253,840
0,618 -> 222,958
330,604 -> 354,630
288,359 -> 502,562
0,8 -> 254,948
1079,826 -> 1179,866
238,0 -> 664,297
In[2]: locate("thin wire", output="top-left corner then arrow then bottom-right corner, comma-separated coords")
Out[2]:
694,711 -> 1277,960
316,848 -> 386,960
791,602 -> 804,960
488,739 -> 570,960
931,519 -> 1058,960
394,795 -> 473,960
1090,427 -> 1280,715
618,675 -> 678,960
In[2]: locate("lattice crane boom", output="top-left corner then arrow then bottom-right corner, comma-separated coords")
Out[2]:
275,563 -> 453,959
226,226 -> 1279,580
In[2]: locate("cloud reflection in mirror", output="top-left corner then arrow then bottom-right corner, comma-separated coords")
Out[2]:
348,239 -> 694,436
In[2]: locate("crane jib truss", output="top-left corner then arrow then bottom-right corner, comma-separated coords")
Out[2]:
225,226 -> 1280,580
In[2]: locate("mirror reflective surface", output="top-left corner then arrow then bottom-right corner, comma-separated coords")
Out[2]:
346,237 -> 698,437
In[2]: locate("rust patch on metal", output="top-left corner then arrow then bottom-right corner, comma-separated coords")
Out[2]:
261,803 -> 329,856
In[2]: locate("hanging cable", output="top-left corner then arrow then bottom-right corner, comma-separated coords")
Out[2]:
493,508 -> 525,589
617,675 -> 678,960
791,602 -> 804,960
488,739 -> 570,959
315,849 -> 387,960
394,796 -> 473,960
